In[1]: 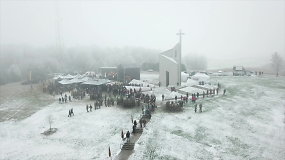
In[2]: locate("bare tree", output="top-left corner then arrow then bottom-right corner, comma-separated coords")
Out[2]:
271,52 -> 283,76
48,115 -> 53,131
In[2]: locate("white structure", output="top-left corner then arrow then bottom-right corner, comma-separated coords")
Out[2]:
159,43 -> 181,86
159,31 -> 185,87
233,66 -> 246,76
191,72 -> 210,83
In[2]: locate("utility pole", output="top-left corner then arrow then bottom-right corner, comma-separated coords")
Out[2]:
176,29 -> 185,86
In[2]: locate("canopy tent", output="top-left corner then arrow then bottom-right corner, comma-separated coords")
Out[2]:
53,74 -> 77,80
82,79 -> 111,86
128,79 -> 155,88
58,76 -> 92,85
181,72 -> 189,82
58,79 -> 75,85
191,73 -> 210,82
185,78 -> 199,87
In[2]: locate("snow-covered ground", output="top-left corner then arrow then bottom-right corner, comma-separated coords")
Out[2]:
0,74 -> 284,160
129,76 -> 285,160
0,98 -> 142,160
0,82 -> 53,122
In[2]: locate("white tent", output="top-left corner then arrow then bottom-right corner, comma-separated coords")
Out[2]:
181,72 -> 189,82
186,78 -> 199,87
191,73 -> 210,82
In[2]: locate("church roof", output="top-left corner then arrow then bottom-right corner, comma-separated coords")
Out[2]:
160,55 -> 177,64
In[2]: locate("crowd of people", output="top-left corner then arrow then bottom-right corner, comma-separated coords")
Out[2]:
163,83 -> 227,113
58,93 -> 72,104
194,103 -> 203,113
121,103 -> 154,144
42,76 -> 230,158
165,100 -> 184,112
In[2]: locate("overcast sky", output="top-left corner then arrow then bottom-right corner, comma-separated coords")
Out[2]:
0,0 -> 284,69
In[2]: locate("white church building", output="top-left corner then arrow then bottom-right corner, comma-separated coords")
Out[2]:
159,43 -> 181,87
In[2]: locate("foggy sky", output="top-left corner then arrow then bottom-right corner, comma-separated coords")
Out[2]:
0,0 -> 284,69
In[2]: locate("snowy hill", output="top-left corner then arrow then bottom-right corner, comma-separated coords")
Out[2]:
0,74 -> 285,160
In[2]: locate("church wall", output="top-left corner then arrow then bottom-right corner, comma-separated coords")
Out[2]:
159,55 -> 179,87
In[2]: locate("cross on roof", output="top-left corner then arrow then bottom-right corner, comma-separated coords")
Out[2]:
176,29 -> 185,43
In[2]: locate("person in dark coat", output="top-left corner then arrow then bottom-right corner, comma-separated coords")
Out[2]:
89,105 -> 92,112
132,125 -> 136,134
86,105 -> 89,112
139,119 -> 142,128
71,108 -> 74,116
68,109 -> 71,117
199,104 -> 202,112
134,120 -> 137,127
121,130 -> 124,139
126,131 -> 130,142
194,104 -> 197,113
223,89 -> 226,95
142,119 -> 146,127
59,97 -> 61,104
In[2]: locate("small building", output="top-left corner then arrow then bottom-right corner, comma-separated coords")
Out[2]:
233,66 -> 246,76
99,67 -> 118,80
117,65 -> 140,83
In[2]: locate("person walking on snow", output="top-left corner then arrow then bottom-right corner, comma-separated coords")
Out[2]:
126,131 -> 130,142
71,108 -> 74,116
139,119 -> 143,128
199,104 -> 203,113
223,89 -> 226,95
132,125 -> 136,133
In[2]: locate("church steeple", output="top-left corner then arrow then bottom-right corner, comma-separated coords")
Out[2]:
176,30 -> 184,86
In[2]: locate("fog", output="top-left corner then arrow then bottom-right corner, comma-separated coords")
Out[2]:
0,0 -> 284,83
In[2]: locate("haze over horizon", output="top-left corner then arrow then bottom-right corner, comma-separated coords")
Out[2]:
0,0 -> 284,69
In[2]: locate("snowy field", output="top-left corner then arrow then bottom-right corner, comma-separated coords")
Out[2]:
130,76 -> 285,160
0,83 -> 53,122
0,74 -> 285,160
